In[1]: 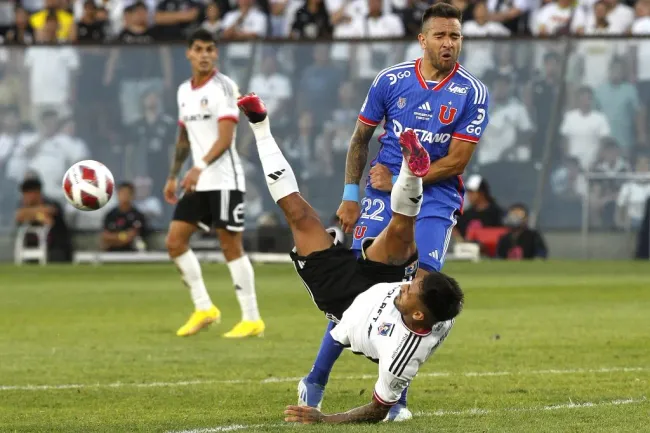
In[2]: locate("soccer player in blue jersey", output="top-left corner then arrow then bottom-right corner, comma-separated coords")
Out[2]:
297,2 -> 489,421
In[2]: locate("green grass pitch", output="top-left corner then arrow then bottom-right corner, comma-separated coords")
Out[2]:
1,261 -> 649,432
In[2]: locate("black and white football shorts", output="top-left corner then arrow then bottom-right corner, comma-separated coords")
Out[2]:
173,190 -> 245,232
290,231 -> 419,322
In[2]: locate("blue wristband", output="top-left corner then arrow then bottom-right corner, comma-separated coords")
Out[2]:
392,175 -> 399,185
342,184 -> 360,202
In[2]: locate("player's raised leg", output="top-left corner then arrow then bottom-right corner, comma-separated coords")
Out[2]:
237,93 -> 333,256
166,219 -> 220,336
217,228 -> 265,338
362,129 -> 429,266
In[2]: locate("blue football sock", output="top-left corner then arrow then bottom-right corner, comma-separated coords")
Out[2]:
306,321 -> 344,386
397,386 -> 409,406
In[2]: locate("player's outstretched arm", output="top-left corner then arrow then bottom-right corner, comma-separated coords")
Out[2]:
284,399 -> 389,424
338,121 -> 377,232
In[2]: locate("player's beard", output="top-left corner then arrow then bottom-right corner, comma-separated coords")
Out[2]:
427,49 -> 457,76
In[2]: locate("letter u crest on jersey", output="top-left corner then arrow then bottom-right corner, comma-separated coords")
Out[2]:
354,225 -> 367,240
438,105 -> 457,125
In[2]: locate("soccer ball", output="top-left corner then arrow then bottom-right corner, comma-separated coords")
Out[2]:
62,160 -> 115,211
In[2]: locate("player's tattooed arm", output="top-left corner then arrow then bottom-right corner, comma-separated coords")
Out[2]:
284,399 -> 389,424
345,121 -> 377,185
169,125 -> 190,178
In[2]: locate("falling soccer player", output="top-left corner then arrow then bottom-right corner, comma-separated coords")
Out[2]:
238,92 -> 464,424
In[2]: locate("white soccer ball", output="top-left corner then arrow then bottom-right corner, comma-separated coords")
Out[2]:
62,160 -> 115,211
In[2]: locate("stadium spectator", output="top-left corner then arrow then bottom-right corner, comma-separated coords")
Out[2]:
595,59 -> 646,154
463,1 -> 510,36
524,51 -> 561,162
581,0 -> 619,34
7,111 -> 89,202
590,138 -> 630,227
200,2 -> 222,38
616,154 -> 650,230
5,6 -> 35,44
550,156 -> 587,201
15,177 -> 73,262
296,45 -> 342,120
126,90 -> 176,198
477,73 -> 533,166
133,176 -> 164,228
559,86 -> 611,170
572,0 -> 634,34
280,111 -> 315,185
249,53 -> 292,127
30,0 -> 76,41
114,2 -> 155,43
0,107 -> 37,225
24,17 -> 79,123
455,175 -> 504,240
397,0 -> 437,37
533,0 -> 574,35
497,203 -> 548,260
290,0 -> 332,39
636,196 -> 650,258
319,80 -> 358,176
101,182 -> 149,252
631,0 -> 650,143
483,44 -> 527,88
486,0 -> 531,34
0,55 -> 31,124
221,0 -> 268,40
270,0 -> 302,37
104,2 -> 172,125
76,0 -> 106,42
154,0 -> 202,41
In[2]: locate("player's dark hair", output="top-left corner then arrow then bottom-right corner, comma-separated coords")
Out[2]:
188,29 -> 216,47
419,272 -> 464,324
421,2 -> 462,31
20,177 -> 42,193
118,181 -> 135,193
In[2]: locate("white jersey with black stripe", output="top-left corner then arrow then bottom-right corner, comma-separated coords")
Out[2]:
330,282 -> 454,406
177,70 -> 245,192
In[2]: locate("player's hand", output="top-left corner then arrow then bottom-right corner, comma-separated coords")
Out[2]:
284,405 -> 324,424
337,200 -> 360,233
163,178 -> 178,205
369,163 -> 393,192
181,167 -> 202,192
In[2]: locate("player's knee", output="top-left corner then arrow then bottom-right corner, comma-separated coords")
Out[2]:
166,232 -> 189,258
285,203 -> 319,233
217,230 -> 244,261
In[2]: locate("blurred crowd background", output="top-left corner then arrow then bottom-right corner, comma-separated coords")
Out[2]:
1,0 -> 650,259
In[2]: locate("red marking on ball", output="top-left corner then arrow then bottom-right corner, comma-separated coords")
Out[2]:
80,165 -> 99,187
81,191 -> 100,210
106,177 -> 114,198
63,176 -> 74,201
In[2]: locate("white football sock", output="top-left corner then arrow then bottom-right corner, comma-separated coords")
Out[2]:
391,157 -> 423,217
174,250 -> 213,311
227,255 -> 261,321
250,118 -> 299,203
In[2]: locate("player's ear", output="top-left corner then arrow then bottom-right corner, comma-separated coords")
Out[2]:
418,33 -> 426,50
412,310 -> 425,322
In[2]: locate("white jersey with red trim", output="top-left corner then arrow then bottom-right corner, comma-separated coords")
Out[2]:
357,59 -> 490,218
330,282 -> 454,406
177,71 -> 245,192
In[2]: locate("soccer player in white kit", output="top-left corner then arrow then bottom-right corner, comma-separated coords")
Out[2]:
164,29 -> 264,338
238,93 -> 463,423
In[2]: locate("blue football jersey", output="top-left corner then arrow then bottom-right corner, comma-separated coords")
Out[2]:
358,58 -> 490,215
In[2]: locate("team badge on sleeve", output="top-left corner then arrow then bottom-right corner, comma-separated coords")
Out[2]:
397,97 -> 407,109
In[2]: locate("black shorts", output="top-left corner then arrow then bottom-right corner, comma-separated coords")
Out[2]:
290,238 -> 418,322
173,190 -> 245,232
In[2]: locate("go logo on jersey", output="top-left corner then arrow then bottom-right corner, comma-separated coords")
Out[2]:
387,71 -> 411,86
466,108 -> 486,135
392,119 -> 450,144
